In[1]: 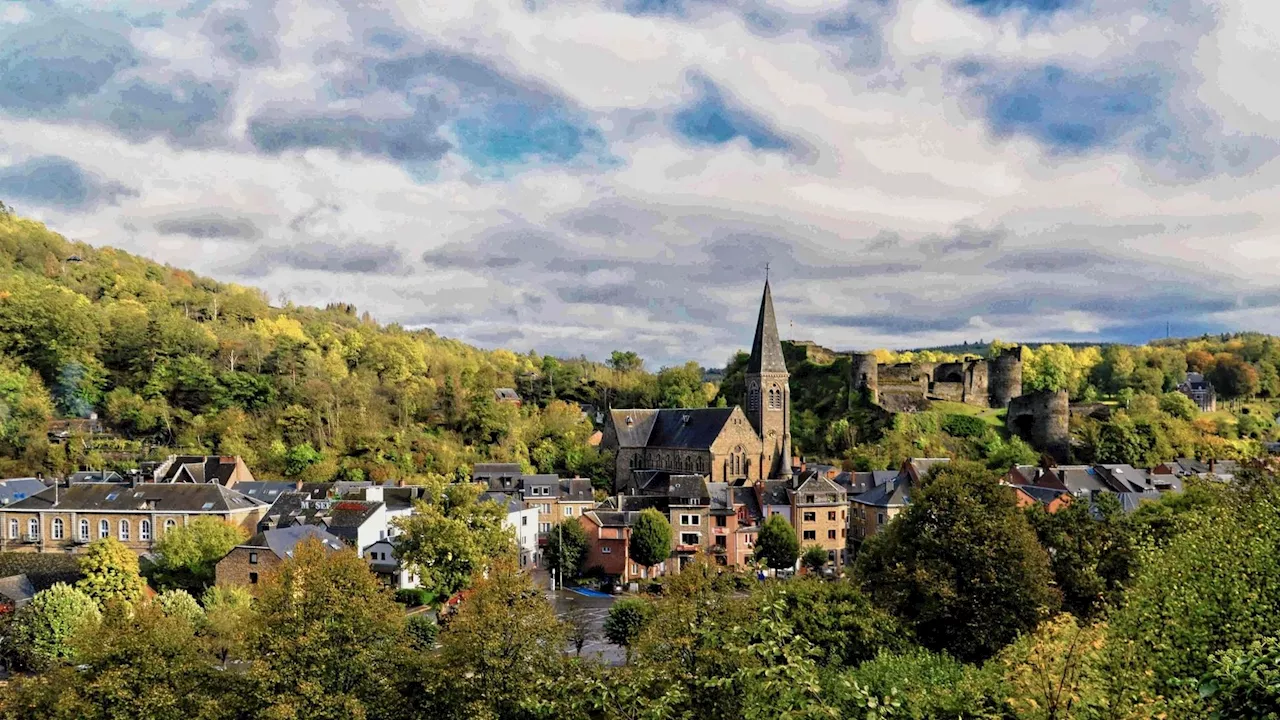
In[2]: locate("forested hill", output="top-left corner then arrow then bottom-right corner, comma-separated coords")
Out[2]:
0,208 -> 709,485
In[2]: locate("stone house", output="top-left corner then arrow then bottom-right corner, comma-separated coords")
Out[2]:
216,525 -> 346,588
1,483 -> 268,555
791,473 -> 848,566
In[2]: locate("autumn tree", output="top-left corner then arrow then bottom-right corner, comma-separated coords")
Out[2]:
394,478 -> 515,598
77,538 -> 145,608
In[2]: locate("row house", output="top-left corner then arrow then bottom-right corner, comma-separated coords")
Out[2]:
0,482 -> 268,554
848,459 -> 950,543
472,466 -> 595,546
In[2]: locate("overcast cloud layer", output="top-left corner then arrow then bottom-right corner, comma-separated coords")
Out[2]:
2,0 -> 1280,367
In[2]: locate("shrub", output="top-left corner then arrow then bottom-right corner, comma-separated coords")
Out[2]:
394,588 -> 431,607
942,414 -> 987,439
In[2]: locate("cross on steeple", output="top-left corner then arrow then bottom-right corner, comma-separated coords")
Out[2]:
765,262 -> 770,281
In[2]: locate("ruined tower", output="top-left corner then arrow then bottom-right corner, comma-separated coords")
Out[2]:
745,279 -> 792,479
988,347 -> 1024,409
849,353 -> 879,407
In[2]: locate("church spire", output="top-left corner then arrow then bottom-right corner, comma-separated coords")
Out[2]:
747,279 -> 787,375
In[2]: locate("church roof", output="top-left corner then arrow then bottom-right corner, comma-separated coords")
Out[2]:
608,408 -> 737,450
746,280 -> 788,375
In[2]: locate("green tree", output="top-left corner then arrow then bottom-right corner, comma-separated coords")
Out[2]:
607,350 -> 644,373
603,597 -> 653,664
200,585 -> 253,666
543,519 -> 589,583
153,589 -> 204,625
148,517 -> 249,593
1202,637 -> 1280,720
1210,354 -> 1261,399
248,538 -> 409,720
394,478 -> 515,598
4,583 -> 100,670
755,514 -> 800,571
1027,493 -> 1136,619
801,544 -> 828,572
1158,390 -> 1198,420
436,560 -> 566,718
769,578 -> 905,667
629,508 -> 673,569
656,361 -> 707,409
77,537 -> 145,608
857,461 -> 1058,662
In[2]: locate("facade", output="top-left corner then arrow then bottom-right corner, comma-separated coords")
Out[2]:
1178,372 -> 1217,413
363,537 -> 420,590
520,475 -> 594,545
216,525 -> 346,588
578,508 -> 671,584
603,280 -> 791,489
1,483 -> 268,555
791,474 -> 848,565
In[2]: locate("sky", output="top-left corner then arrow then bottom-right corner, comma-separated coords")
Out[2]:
1,0 -> 1279,369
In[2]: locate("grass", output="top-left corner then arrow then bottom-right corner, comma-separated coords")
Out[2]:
930,401 -> 1007,429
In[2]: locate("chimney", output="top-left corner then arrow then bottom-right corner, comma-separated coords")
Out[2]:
36,472 -> 43,482
294,479 -> 304,491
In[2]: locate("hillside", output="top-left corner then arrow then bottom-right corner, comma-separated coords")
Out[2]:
0,208 -> 648,484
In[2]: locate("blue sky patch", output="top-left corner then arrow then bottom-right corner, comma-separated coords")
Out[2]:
452,103 -> 609,170
961,0 -> 1076,16
673,78 -> 792,151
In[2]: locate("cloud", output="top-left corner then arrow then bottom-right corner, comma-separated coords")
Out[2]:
153,212 -> 261,240
235,242 -> 409,278
0,155 -> 135,210
0,15 -> 136,112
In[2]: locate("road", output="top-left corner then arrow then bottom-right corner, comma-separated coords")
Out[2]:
550,587 -> 626,666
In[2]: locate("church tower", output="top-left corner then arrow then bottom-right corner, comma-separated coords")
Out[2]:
744,279 -> 792,479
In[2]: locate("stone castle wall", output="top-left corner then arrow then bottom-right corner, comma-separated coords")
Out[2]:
1006,390 -> 1070,462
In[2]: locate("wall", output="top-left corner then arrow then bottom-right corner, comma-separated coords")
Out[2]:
1006,390 -> 1070,462
215,545 -> 280,588
849,503 -> 904,541
849,353 -> 879,407
989,347 -> 1025,409
931,382 -> 966,403
795,503 -> 848,565
0,508 -> 265,555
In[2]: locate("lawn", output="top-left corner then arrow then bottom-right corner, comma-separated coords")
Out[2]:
931,401 -> 1007,429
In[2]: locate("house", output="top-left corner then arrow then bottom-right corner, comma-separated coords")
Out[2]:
0,477 -> 49,507
473,463 -> 524,493
578,507 -> 672,584
849,476 -> 911,541
256,492 -> 387,556
362,537 -> 420,590
1178,372 -> 1217,413
1153,458 -> 1238,480
790,472 -> 848,566
494,388 -> 522,406
215,525 -> 346,588
1011,485 -> 1073,513
1,482 -> 269,555
230,481 -> 295,505
153,455 -> 255,487
482,491 -> 539,568
520,476 -> 595,544
0,573 -> 36,613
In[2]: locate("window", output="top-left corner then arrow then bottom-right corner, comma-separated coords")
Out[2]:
52,518 -> 64,540
99,520 -> 109,539
680,532 -> 700,546
748,383 -> 759,410
715,515 -> 726,527
828,529 -> 837,540
827,511 -> 837,521
28,518 -> 38,538
119,520 -> 131,541
679,514 -> 700,526
165,519 -> 176,532
715,535 -> 727,548
803,530 -> 816,541
769,384 -> 782,410
140,520 -> 151,541
841,528 -> 846,538
7,519 -> 15,539
601,545 -> 612,554
249,552 -> 258,565
828,550 -> 837,562
249,572 -> 258,584
876,513 -> 885,525
539,523 -> 551,533
79,519 -> 89,541
563,507 -> 574,516
521,516 -> 528,526
803,512 -> 816,522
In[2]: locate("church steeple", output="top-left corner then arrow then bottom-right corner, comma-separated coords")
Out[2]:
744,278 -> 792,479
747,280 -> 788,375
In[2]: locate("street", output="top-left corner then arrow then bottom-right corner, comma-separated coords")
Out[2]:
549,587 -> 626,666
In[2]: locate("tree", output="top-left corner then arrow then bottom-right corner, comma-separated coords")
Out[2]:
1158,390 -> 1198,420
565,607 -> 593,657
249,538 -> 410,720
437,560 -> 566,718
4,583 -> 100,670
607,350 -> 644,373
999,613 -> 1112,720
1202,637 -> 1280,720
200,585 -> 252,667
629,508 -> 673,569
656,362 -> 707,409
543,519 -> 589,583
1027,493 -> 1136,620
1210,354 -> 1261,399
153,589 -> 204,625
148,517 -> 249,593
801,544 -> 828,573
603,597 -> 653,664
857,461 -> 1058,662
770,578 -> 905,667
755,514 -> 800,571
77,537 -> 145,608
394,478 -> 516,598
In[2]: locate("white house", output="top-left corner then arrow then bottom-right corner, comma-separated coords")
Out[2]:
363,537 -> 420,590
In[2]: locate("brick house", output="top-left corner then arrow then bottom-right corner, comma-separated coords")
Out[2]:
1,483 -> 268,555
216,525 -> 346,588
578,506 -> 671,584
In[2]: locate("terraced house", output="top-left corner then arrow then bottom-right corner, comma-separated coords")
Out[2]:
0,482 -> 268,554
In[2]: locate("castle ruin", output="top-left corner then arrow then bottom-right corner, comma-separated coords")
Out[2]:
849,347 -> 1024,414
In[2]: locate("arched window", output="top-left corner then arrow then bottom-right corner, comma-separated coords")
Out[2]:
165,519 -> 176,533
52,518 -> 64,540
7,519 -> 15,539
140,520 -> 152,541
118,520 -> 130,541
769,384 -> 782,410
79,519 -> 89,541
748,383 -> 760,410
27,518 -> 38,538
99,520 -> 109,539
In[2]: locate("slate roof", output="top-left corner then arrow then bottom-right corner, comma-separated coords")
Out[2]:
794,475 -> 846,504
852,477 -> 911,508
245,525 -> 346,559
494,388 -> 522,402
481,491 -> 526,514
7,483 -> 265,513
708,482 -> 732,513
668,475 -> 710,503
1181,372 -> 1213,391
1017,485 -> 1070,507
757,480 -> 791,507
156,456 -> 250,485
68,471 -> 123,484
559,478 -> 595,502
0,478 -> 48,506
1094,465 -> 1153,493
732,486 -> 763,521
0,574 -> 36,609
608,408 -> 738,450
746,280 -> 788,374
905,458 -> 950,481
1007,465 -> 1039,485
234,482 -> 295,504
1116,491 -> 1164,513
1047,466 -> 1108,495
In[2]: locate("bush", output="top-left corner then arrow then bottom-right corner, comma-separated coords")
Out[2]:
406,613 -> 439,649
394,588 -> 431,607
941,414 -> 988,439
836,647 -> 1002,719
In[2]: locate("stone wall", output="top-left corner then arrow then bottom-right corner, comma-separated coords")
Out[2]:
215,545 -> 280,588
989,348 -> 1025,409
1006,389 -> 1069,462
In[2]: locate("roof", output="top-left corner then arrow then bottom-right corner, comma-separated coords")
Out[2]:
1094,465 -> 1153,493
0,574 -> 35,608
1006,465 -> 1038,485
233,482 -> 295,504
905,458 -> 951,482
746,280 -> 788,375
156,456 -> 250,485
608,408 -> 739,450
1117,491 -> 1164,514
707,482 -> 732,513
732,486 -> 763,520
852,477 -> 912,508
757,480 -> 791,507
481,491 -> 526,514
68,471 -> 123,484
559,478 -> 594,502
260,493 -> 383,538
1180,372 -> 1213,391
0,478 -> 48,506
8,483 -> 266,513
1046,466 -> 1108,495
794,475 -> 846,504
667,475 -> 710,503
1017,485 -> 1070,507
494,388 -> 521,402
246,525 -> 346,559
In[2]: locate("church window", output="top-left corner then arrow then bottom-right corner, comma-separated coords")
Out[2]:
769,384 -> 782,410
748,383 -> 760,411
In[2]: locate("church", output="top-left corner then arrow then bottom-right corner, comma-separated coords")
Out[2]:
602,279 -> 794,488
